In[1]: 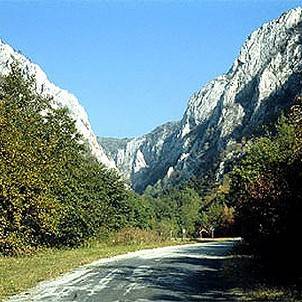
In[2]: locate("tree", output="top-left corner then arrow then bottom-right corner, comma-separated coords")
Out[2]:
0,63 -> 61,254
229,99 -> 302,277
0,62 -> 137,254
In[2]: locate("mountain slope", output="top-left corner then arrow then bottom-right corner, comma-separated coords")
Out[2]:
0,39 -> 115,168
99,121 -> 180,189
99,7 -> 302,192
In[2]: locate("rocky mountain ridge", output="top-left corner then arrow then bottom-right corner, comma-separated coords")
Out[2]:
0,39 -> 115,168
100,7 -> 302,192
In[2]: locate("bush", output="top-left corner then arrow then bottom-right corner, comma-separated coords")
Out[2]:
229,99 -> 302,278
0,63 -> 141,255
111,228 -> 163,245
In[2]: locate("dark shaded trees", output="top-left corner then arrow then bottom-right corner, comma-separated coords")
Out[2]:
229,99 -> 302,277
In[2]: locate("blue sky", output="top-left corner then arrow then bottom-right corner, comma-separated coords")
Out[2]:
0,0 -> 301,137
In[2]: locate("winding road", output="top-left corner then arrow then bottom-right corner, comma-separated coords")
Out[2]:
8,239 -> 241,302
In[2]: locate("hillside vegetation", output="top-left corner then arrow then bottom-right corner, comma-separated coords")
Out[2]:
0,64 -> 134,254
1,63 -> 301,301
229,98 -> 302,278
0,64 -> 230,257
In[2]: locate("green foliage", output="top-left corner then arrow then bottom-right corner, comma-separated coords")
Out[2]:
177,188 -> 201,235
232,115 -> 297,183
199,202 -> 234,236
197,180 -> 235,237
111,227 -> 163,245
229,99 -> 302,277
142,180 -> 235,239
156,218 -> 179,239
126,192 -> 153,229
0,61 -> 241,258
0,63 -> 140,255
144,187 -> 204,238
0,63 -> 62,254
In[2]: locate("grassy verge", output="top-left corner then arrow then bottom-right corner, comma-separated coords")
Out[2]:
222,244 -> 302,301
0,237 -> 192,301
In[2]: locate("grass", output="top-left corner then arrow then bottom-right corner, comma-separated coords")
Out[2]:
0,238 -> 189,301
222,243 -> 302,301
240,287 -> 302,301
6,237 -> 300,301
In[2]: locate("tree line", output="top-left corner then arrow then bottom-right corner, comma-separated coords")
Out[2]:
228,98 -> 302,278
3,62 -> 299,279
0,64 -> 232,256
0,63 -> 137,255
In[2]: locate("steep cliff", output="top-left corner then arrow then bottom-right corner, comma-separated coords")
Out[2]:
0,39 -> 115,168
99,7 -> 302,192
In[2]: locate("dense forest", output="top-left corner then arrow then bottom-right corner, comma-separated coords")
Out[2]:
0,64 -> 134,254
1,64 -> 301,283
229,99 -> 302,278
0,64 -> 230,256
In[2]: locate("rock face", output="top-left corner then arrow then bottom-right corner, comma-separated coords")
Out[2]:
0,39 -> 115,168
99,121 -> 180,190
99,7 -> 302,192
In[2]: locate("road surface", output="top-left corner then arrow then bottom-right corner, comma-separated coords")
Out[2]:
8,239 -> 240,302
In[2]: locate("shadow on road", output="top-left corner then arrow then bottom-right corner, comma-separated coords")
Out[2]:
90,242 -> 240,301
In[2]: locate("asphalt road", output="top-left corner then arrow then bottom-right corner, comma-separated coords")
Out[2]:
8,239 -> 240,302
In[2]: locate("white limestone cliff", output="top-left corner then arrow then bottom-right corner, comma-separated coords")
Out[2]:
0,39 -> 115,168
100,7 -> 302,192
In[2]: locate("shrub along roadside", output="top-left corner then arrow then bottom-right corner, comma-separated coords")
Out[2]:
222,252 -> 302,301
0,230 -> 191,301
229,99 -> 302,279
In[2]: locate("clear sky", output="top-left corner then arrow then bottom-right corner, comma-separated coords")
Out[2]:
0,0 -> 301,137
